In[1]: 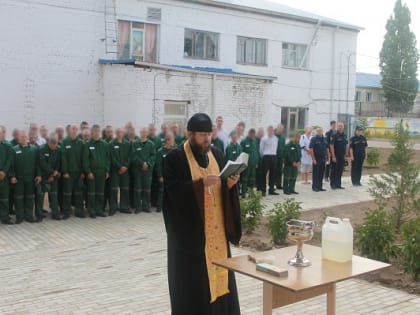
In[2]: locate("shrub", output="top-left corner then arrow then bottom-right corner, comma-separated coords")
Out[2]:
240,189 -> 264,234
366,147 -> 381,167
355,207 -> 395,262
400,218 -> 420,280
267,198 -> 301,245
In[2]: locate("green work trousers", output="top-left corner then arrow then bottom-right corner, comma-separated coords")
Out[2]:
241,164 -> 257,197
276,156 -> 284,187
110,170 -> 130,211
36,180 -> 59,216
14,179 -> 35,220
283,165 -> 298,194
0,179 -> 10,221
87,173 -> 106,216
62,172 -> 84,216
134,170 -> 152,210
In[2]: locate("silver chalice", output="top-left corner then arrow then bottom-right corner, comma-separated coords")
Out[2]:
286,219 -> 315,267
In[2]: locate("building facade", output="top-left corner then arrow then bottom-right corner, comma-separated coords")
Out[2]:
1,0 -> 361,134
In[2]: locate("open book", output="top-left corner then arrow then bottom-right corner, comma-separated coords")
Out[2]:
219,152 -> 249,179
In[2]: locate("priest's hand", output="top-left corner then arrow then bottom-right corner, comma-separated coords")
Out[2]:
203,175 -> 220,188
227,175 -> 240,190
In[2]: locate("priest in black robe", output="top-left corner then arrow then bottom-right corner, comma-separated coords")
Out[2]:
163,113 -> 242,315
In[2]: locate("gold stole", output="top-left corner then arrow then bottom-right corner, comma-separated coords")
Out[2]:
184,141 -> 229,303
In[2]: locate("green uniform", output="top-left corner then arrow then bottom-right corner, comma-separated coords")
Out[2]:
0,141 -> 13,222
275,133 -> 286,188
109,139 -> 131,213
61,137 -> 85,217
175,135 -> 186,147
83,139 -> 111,216
211,137 -> 225,154
226,142 -> 242,161
155,133 -> 166,151
12,144 -> 40,220
131,139 -> 156,211
37,144 -> 61,216
125,134 -> 140,208
283,141 -> 301,194
240,137 -> 258,197
148,135 -> 160,209
155,146 -> 172,210
255,138 -> 263,191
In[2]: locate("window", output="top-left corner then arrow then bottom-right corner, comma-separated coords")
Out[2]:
164,100 -> 189,130
355,91 -> 361,102
118,20 -> 158,62
282,43 -> 308,68
366,92 -> 372,102
184,29 -> 219,60
237,37 -> 267,65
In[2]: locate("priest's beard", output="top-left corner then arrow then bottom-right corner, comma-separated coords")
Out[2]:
190,135 -> 211,156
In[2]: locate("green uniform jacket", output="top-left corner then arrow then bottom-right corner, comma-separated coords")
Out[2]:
0,141 -> 13,177
12,144 -> 40,179
240,137 -> 258,166
148,135 -> 160,151
226,143 -> 242,161
38,144 -> 61,179
109,139 -> 132,171
284,141 -> 302,166
156,146 -> 172,178
83,139 -> 111,174
276,134 -> 286,157
61,137 -> 84,174
123,134 -> 140,143
175,135 -> 186,147
211,138 -> 225,153
131,139 -> 156,171
155,133 -> 166,150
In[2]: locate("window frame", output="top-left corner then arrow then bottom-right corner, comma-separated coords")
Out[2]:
282,42 -> 309,69
130,23 -> 145,60
366,92 -> 372,103
184,28 -> 220,61
236,36 -> 268,66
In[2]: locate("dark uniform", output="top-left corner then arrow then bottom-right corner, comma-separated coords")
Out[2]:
283,141 -> 301,194
37,144 -> 61,218
240,137 -> 258,197
350,134 -> 368,186
211,137 -> 225,154
226,142 -> 242,162
155,146 -> 172,211
109,138 -> 132,214
61,137 -> 85,217
275,133 -> 286,188
0,140 -> 13,223
83,138 -> 111,217
309,135 -> 328,191
131,139 -> 156,212
330,132 -> 348,189
324,129 -> 336,180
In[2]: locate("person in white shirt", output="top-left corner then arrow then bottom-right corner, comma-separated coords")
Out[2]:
259,126 -> 278,196
216,116 -> 229,150
300,126 -> 313,184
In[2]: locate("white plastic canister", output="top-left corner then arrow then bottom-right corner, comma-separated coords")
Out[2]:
322,217 -> 353,262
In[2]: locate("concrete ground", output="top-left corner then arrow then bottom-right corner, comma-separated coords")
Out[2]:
0,176 -> 419,314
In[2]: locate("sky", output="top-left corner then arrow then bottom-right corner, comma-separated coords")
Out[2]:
271,0 -> 420,74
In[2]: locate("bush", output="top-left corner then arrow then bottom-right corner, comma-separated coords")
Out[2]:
355,207 -> 395,262
366,147 -> 381,167
240,189 -> 264,234
400,218 -> 420,280
267,198 -> 301,245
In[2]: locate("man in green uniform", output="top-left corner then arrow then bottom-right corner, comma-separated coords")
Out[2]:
109,128 -> 132,215
155,132 -> 175,212
148,123 -> 160,208
226,132 -> 242,161
240,128 -> 258,197
102,125 -> 114,213
275,124 -> 286,189
83,125 -> 110,218
283,133 -> 301,195
211,125 -> 225,153
171,123 -> 185,146
10,131 -> 41,223
131,127 -> 156,213
61,124 -> 85,219
37,133 -> 61,220
124,126 -> 139,208
156,123 -> 169,150
255,127 -> 265,192
0,127 -> 14,224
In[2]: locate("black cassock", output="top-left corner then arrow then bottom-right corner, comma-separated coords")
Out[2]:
163,144 -> 242,315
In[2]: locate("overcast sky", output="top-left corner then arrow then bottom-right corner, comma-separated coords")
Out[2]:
271,0 -> 420,74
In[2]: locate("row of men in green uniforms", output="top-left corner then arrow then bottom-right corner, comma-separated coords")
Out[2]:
0,123 -> 181,225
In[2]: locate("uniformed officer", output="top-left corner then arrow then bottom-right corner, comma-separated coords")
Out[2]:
349,126 -> 368,186
10,131 -> 41,223
37,133 -> 61,220
325,120 -> 337,181
109,128 -> 132,215
155,132 -> 175,212
310,128 -> 329,192
226,132 -> 242,161
83,125 -> 110,218
61,124 -> 85,219
283,133 -> 301,195
211,125 -> 225,153
0,127 -> 14,224
131,127 -> 156,213
275,124 -> 286,189
240,128 -> 258,197
329,122 -> 348,190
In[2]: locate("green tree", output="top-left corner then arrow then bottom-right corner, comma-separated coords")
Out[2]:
379,0 -> 419,115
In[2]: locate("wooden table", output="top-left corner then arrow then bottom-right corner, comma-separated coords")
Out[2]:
214,245 -> 390,315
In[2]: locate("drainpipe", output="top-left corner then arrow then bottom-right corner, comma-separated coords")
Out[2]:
330,26 -> 338,121
211,74 -> 216,120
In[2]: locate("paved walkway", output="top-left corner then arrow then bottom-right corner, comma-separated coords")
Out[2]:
0,207 -> 419,314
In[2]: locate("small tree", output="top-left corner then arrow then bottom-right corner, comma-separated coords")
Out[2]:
240,190 -> 265,234
368,122 -> 420,231
400,217 -> 420,280
267,198 -> 301,245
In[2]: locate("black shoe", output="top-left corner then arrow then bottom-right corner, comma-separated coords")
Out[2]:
119,209 -> 132,214
261,192 -> 266,197
36,216 -> 43,223
142,208 -> 151,213
291,191 -> 299,194
51,214 -> 61,220
135,208 -> 142,214
284,192 -> 291,195
62,214 -> 70,220
312,189 -> 320,192
96,213 -> 107,217
24,217 -> 37,223
338,186 -> 345,189
156,208 -> 162,213
75,213 -> 86,218
15,217 -> 24,224
108,210 -> 116,216
89,214 -> 96,219
1,219 -> 14,225
269,191 -> 279,196
320,189 -> 327,192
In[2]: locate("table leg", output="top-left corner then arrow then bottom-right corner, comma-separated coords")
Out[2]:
263,282 -> 273,315
326,283 -> 336,315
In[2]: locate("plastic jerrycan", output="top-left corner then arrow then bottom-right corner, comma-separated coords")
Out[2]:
322,217 -> 353,262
